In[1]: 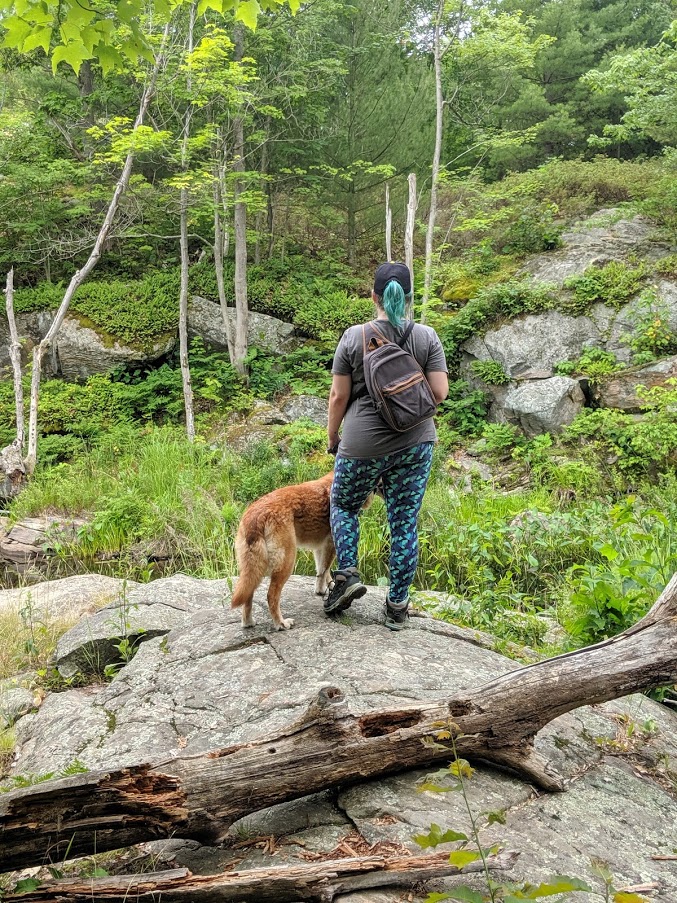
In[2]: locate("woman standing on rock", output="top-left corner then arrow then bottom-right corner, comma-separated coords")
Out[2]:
325,262 -> 449,630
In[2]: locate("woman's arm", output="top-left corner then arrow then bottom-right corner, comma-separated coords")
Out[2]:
426,370 -> 449,405
327,373 -> 352,453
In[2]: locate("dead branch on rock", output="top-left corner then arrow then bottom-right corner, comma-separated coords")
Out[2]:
2,574 -> 677,872
3,851 -> 519,902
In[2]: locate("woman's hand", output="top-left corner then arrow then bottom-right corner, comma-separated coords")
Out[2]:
327,431 -> 340,455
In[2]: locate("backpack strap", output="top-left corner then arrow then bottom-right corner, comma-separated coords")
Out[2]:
396,320 -> 415,348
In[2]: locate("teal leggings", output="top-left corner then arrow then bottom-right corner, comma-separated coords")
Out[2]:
329,442 -> 433,604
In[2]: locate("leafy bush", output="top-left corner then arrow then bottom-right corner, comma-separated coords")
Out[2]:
554,348 -> 624,379
470,360 -> 510,385
436,380 -> 489,444
565,501 -> 676,644
621,289 -> 677,363
14,272 -> 180,349
500,203 -> 562,255
563,380 -> 677,474
563,261 -> 647,313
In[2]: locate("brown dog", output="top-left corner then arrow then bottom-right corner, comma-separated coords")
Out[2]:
231,472 -> 336,631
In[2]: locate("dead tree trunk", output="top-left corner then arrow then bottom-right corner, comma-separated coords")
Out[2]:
23,26 -> 169,473
232,25 -> 249,378
421,0 -> 445,323
3,573 -> 677,872
3,853 -> 518,902
385,182 -> 392,262
4,269 -> 24,451
404,173 -> 417,320
178,3 -> 196,442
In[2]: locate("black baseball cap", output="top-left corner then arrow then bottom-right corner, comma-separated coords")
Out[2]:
373,261 -> 412,295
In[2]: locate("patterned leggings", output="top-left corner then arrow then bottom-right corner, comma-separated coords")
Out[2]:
330,442 -> 434,605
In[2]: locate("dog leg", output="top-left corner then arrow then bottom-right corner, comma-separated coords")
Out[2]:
314,537 -> 336,595
268,541 -> 296,630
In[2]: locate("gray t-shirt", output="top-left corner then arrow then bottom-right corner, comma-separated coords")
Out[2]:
332,319 -> 448,459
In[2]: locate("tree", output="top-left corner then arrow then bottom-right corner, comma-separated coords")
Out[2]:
0,0 -> 300,76
476,0 -> 675,177
420,1 -> 551,313
584,19 -> 677,152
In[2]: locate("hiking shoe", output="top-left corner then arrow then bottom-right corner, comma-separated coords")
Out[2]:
384,598 -> 409,631
323,567 -> 367,614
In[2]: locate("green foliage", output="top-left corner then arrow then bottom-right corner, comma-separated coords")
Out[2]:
470,360 -> 510,386
14,272 -> 181,349
436,380 -> 490,446
554,348 -> 623,379
499,203 -> 562,255
438,279 -> 557,361
563,261 -> 647,313
563,379 -> 677,474
622,289 -> 677,363
564,500 -> 677,644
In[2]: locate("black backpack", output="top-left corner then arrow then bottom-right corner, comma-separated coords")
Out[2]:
361,321 -> 438,432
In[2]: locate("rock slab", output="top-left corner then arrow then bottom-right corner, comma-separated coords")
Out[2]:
7,573 -> 677,900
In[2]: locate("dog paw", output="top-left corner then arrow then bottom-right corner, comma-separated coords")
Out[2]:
276,617 -> 295,630
242,616 -> 256,628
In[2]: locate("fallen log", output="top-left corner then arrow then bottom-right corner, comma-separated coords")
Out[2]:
2,573 -> 677,873
3,852 -> 519,902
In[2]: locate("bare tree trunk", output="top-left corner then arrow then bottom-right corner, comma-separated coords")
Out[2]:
266,180 -> 274,259
23,26 -> 169,473
4,269 -> 24,450
421,0 -> 445,324
254,120 -> 269,266
385,182 -> 392,262
3,853 -> 518,903
4,573 -> 677,872
232,26 -> 249,378
404,173 -> 417,320
213,162 -> 236,362
178,4 -> 196,442
347,180 -> 356,267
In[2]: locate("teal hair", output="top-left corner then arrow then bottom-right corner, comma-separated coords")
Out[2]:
380,279 -> 408,328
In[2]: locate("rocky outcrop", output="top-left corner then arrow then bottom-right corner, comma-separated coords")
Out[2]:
188,296 -> 301,355
521,210 -> 669,286
7,573 -> 677,897
54,316 -> 175,381
500,377 -> 586,437
0,312 -> 175,382
0,573 -> 133,619
458,209 -> 677,434
593,354 -> 677,412
280,394 -> 329,426
0,310 -> 56,375
0,515 -> 88,577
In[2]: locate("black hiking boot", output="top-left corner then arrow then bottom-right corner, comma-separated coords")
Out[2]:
384,597 -> 409,631
323,567 -> 367,614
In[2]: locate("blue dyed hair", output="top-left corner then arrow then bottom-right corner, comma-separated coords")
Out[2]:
379,279 -> 409,329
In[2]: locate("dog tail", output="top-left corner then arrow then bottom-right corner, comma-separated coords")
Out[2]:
231,517 -> 268,610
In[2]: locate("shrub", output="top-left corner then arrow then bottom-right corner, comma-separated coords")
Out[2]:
14,272 -> 180,349
436,380 -> 489,442
621,289 -> 677,363
500,203 -> 562,255
563,261 -> 647,312
470,360 -> 510,385
554,348 -> 623,379
563,381 -> 677,475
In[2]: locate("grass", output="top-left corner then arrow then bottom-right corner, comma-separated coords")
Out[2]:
0,604 -> 76,683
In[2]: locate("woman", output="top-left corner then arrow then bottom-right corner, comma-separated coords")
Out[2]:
325,261 -> 449,630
